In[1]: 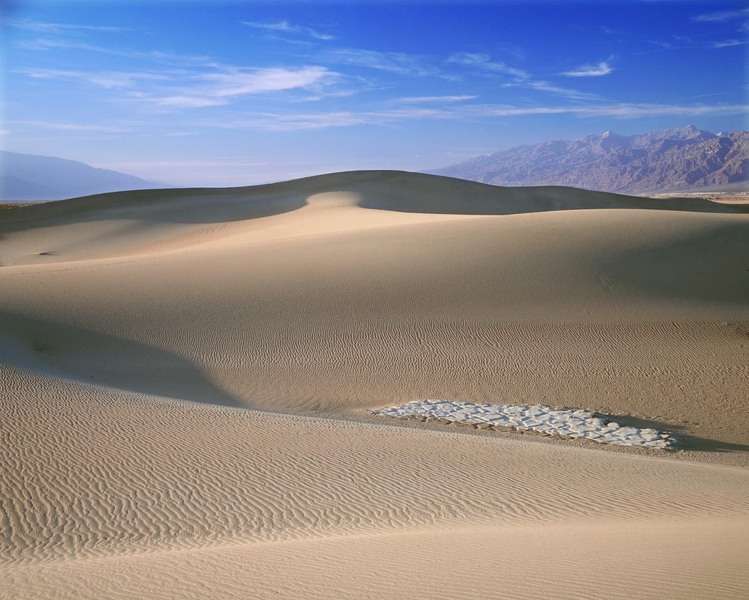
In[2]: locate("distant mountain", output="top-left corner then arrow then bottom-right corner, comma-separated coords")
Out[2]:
0,151 -> 165,202
432,126 -> 748,194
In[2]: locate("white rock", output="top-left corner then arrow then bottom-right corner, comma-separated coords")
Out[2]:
373,400 -> 673,449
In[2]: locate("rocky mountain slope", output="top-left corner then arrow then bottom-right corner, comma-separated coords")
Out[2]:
433,126 -> 748,194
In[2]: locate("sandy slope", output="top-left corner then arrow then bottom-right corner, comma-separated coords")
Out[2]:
2,171 -> 748,599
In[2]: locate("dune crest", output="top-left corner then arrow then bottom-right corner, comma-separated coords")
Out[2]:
1,170 -> 744,266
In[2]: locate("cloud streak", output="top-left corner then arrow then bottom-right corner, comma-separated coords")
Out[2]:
692,8 -> 749,23
396,95 -> 477,104
198,102 -> 749,132
9,19 -> 131,33
17,68 -> 170,89
712,39 -> 745,48
561,61 -> 614,77
505,80 -> 600,101
242,20 -> 334,41
447,52 -> 529,79
9,120 -> 131,133
320,48 -> 438,76
448,52 -> 601,101
15,36 -> 340,109
16,37 -> 217,67
149,66 -> 337,108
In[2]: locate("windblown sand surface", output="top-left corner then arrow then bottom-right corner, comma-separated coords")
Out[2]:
2,171 -> 748,599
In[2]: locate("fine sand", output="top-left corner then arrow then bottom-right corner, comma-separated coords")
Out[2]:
2,171 -> 748,599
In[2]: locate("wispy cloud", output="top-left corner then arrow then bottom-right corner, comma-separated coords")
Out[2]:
470,102 -> 749,119
692,8 -> 749,23
198,66 -> 333,98
149,66 -> 336,108
561,60 -> 613,77
242,20 -> 334,41
9,120 -> 131,133
15,38 -> 218,67
201,107 -> 454,132
199,102 -> 749,132
396,95 -> 477,104
8,19 -> 131,33
509,80 -> 600,101
17,68 -> 169,89
320,48 -> 438,76
16,34 -> 340,109
447,52 -> 529,79
209,111 -> 370,131
643,32 -> 744,53
712,39 -> 746,48
448,52 -> 599,101
151,96 -> 226,108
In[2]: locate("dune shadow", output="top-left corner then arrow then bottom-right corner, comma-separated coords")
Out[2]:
0,185 -> 308,235
597,222 -> 749,305
2,172 -> 746,239
354,172 -> 749,216
0,311 -> 242,408
603,413 -> 749,453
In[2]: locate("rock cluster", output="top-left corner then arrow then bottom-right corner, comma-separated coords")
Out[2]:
372,400 -> 673,449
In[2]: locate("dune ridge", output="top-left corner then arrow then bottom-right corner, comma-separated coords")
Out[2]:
1,170 -> 746,267
2,171 -> 748,599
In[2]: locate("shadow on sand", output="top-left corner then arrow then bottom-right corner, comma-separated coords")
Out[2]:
0,311 -> 242,407
607,413 -> 749,453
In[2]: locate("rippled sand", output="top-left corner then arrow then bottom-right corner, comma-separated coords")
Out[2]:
2,171 -> 748,599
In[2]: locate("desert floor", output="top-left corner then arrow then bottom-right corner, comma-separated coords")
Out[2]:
2,171 -> 748,599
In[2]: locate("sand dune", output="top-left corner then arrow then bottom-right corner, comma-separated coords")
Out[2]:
2,171 -> 748,598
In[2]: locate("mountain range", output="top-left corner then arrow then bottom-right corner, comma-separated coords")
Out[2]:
0,151 -> 163,202
432,126 -> 748,194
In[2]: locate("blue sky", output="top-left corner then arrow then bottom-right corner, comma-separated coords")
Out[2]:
1,0 -> 747,186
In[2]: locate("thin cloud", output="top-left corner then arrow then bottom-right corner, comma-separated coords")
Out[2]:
18,101 -> 741,137
16,38 -> 217,67
200,102 -> 749,132
397,95 -> 477,104
448,52 -> 597,101
692,8 -> 749,23
16,35 -> 340,108
320,48 -> 438,76
154,96 -> 227,108
10,120 -> 131,133
447,52 -> 529,79
202,107 -> 453,132
17,68 -> 170,89
242,20 -> 334,41
561,61 -> 614,77
470,102 -> 749,119
8,19 -> 131,33
149,66 -> 336,108
712,39 -> 745,48
198,66 -> 333,98
503,80 -> 600,102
